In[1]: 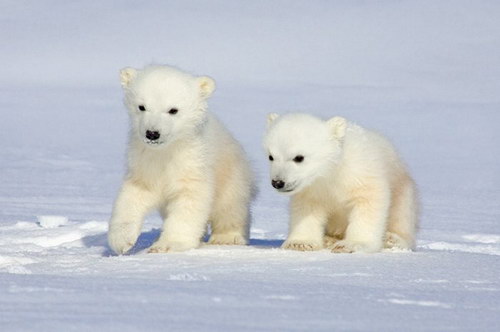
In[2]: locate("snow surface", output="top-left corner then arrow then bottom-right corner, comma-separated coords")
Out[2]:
1,1 -> 499,331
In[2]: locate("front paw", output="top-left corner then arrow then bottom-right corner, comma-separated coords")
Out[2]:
148,239 -> 199,253
331,240 -> 378,253
108,222 -> 140,255
282,239 -> 323,251
208,232 -> 248,245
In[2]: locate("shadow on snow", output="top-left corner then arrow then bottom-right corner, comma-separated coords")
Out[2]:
81,229 -> 284,257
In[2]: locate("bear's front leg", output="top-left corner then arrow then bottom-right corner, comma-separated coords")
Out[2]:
148,177 -> 213,253
108,179 -> 157,255
332,184 -> 390,253
282,197 -> 327,251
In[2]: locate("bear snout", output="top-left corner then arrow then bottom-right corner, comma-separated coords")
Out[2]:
271,179 -> 285,190
145,130 -> 161,141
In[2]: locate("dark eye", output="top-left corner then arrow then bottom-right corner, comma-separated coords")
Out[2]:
293,155 -> 304,163
138,105 -> 146,111
168,108 -> 178,115
269,155 -> 274,161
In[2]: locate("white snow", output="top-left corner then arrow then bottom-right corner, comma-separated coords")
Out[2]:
37,215 -> 69,229
1,1 -> 499,331
383,299 -> 453,309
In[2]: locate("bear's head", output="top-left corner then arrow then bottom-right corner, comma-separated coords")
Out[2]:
263,113 -> 347,195
120,65 -> 215,148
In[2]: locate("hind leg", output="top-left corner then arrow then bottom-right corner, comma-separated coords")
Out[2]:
208,177 -> 252,246
324,234 -> 342,248
324,212 -> 347,249
385,177 -> 419,250
384,232 -> 411,249
331,181 -> 390,253
208,206 -> 250,245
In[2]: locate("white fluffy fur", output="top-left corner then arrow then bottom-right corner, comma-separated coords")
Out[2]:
108,65 -> 254,255
264,113 -> 418,253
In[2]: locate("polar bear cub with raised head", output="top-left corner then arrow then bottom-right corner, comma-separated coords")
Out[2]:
264,113 -> 418,253
108,65 -> 254,255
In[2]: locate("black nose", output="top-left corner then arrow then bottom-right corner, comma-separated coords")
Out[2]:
145,130 -> 160,141
272,180 -> 285,189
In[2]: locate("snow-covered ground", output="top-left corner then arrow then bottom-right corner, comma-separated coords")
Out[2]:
1,1 -> 499,331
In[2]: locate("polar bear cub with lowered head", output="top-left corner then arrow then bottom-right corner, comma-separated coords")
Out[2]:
108,65 -> 254,255
264,113 -> 418,253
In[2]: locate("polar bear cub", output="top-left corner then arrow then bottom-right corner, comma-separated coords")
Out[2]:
264,113 -> 418,253
108,65 -> 254,255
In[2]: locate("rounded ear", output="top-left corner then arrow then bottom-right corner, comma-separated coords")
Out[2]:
197,76 -> 216,98
267,113 -> 280,127
326,116 -> 347,140
120,67 -> 137,87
